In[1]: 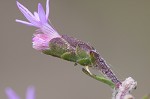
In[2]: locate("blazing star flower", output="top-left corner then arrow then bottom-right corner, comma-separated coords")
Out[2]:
16,0 -> 61,51
5,86 -> 35,99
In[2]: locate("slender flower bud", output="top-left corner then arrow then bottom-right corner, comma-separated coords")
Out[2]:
16,0 -> 122,87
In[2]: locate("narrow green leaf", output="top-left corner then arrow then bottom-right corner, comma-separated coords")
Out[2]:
82,68 -> 115,89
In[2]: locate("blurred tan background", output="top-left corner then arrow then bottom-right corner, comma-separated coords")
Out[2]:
0,0 -> 150,99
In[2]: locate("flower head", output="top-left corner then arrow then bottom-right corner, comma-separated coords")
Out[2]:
16,0 -> 61,51
5,86 -> 35,99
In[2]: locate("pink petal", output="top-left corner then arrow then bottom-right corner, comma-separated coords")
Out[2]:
38,3 -> 47,24
46,0 -> 50,20
32,33 -> 51,51
16,19 -> 34,26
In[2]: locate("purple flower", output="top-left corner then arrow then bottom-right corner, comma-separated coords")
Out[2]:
16,0 -> 61,51
5,86 -> 35,99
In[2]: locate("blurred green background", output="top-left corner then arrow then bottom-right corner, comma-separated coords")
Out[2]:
0,0 -> 150,98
